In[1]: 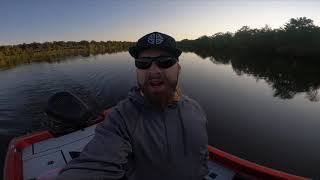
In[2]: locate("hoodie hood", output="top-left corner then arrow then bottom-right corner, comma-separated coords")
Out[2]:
127,86 -> 153,109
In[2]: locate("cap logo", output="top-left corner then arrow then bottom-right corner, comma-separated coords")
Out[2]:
147,33 -> 164,45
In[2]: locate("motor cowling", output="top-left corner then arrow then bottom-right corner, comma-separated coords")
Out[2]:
46,92 -> 92,134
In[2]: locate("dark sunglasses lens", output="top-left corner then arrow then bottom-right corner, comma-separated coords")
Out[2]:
157,58 -> 177,68
135,60 -> 152,69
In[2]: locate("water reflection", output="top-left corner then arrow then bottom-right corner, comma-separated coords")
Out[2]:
179,53 -> 320,179
191,50 -> 320,101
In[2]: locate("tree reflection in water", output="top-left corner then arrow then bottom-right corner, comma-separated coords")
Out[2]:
190,50 -> 320,102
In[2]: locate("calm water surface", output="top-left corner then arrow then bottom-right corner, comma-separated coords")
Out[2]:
0,52 -> 319,179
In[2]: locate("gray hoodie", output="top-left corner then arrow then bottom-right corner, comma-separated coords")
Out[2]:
57,87 -> 208,180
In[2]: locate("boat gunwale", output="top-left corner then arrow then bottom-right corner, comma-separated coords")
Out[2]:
4,107 -> 309,180
208,146 -> 309,180
4,130 -> 54,180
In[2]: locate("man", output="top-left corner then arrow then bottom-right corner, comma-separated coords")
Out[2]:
57,32 -> 209,180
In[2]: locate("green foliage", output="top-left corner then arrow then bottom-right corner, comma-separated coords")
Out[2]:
0,41 -> 134,68
178,17 -> 320,58
284,17 -> 317,32
211,32 -> 233,51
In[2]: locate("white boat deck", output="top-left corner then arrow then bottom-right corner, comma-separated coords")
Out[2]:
22,125 -> 97,180
22,125 -> 235,180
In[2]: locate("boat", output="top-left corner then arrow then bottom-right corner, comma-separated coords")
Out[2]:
4,92 -> 309,180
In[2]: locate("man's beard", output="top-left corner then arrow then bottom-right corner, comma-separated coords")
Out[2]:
138,74 -> 178,110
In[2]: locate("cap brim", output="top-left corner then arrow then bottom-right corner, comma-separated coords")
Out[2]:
129,46 -> 182,59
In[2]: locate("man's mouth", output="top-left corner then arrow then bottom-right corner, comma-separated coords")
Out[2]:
148,79 -> 164,87
149,80 -> 163,86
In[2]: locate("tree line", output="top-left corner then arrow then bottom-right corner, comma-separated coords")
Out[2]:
178,17 -> 320,58
177,17 -> 320,101
0,41 -> 134,68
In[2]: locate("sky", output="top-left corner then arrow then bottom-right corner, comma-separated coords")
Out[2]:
1,0 -> 320,45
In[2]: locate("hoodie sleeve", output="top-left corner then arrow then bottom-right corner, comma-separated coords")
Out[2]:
192,99 -> 210,179
56,108 -> 132,180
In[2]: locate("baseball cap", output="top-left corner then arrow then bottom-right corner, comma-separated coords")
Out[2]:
129,32 -> 182,59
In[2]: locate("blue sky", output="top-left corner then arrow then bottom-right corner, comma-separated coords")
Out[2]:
1,0 -> 320,45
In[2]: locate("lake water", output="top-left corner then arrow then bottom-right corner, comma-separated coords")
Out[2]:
0,52 -> 319,179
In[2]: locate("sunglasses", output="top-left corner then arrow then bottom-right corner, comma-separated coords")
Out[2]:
135,56 -> 178,70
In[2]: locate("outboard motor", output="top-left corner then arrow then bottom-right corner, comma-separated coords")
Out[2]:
46,91 -> 92,135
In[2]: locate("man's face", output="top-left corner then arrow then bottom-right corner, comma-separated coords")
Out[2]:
136,49 -> 181,107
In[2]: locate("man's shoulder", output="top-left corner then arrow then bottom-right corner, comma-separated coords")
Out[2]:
112,87 -> 142,112
99,97 -> 139,135
181,95 -> 202,108
178,94 -> 207,129
180,95 -> 206,115
109,97 -> 136,117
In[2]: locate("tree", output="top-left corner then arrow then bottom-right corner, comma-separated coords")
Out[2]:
284,17 -> 317,32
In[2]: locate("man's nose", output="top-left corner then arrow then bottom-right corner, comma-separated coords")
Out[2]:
148,62 -> 161,73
